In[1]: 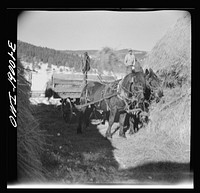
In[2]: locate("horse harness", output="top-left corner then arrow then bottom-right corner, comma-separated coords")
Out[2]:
80,75 -> 147,115
98,77 -> 145,113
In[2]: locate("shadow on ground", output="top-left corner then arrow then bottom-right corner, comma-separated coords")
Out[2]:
31,103 -> 121,183
121,161 -> 193,185
31,103 -> 193,185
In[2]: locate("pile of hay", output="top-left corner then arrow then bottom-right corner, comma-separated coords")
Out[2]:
141,12 -> 191,161
94,47 -> 126,75
143,12 -> 191,87
17,58 -> 46,182
147,87 -> 191,146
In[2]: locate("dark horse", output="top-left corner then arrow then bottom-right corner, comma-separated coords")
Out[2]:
145,68 -> 164,103
122,68 -> 164,136
73,70 -> 148,138
127,68 -> 164,135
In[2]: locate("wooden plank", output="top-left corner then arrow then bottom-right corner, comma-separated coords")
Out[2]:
52,73 -> 116,83
53,78 -> 83,85
57,92 -> 81,99
54,84 -> 83,93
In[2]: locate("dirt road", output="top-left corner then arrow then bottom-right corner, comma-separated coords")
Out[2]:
32,103 -> 192,185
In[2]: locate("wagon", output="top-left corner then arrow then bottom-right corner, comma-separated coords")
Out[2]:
51,72 -> 117,122
52,72 -> 151,126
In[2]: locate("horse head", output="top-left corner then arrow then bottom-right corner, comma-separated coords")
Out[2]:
145,68 -> 163,102
121,71 -> 146,107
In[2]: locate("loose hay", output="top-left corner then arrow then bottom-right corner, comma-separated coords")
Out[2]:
110,13 -> 191,170
142,12 -> 191,162
17,58 -> 47,182
147,87 -> 191,145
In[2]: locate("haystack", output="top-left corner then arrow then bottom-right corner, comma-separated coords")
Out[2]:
141,12 -> 191,162
95,47 -> 126,75
143,13 -> 191,69
17,58 -> 46,182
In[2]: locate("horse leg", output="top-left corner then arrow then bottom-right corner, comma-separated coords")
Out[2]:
101,111 -> 107,125
106,108 -> 117,139
118,112 -> 127,138
102,110 -> 110,125
134,112 -> 141,132
123,113 -> 130,133
85,107 -> 92,129
128,115 -> 134,135
128,112 -> 138,134
85,114 -> 90,129
77,111 -> 83,134
102,114 -> 106,125
133,113 -> 138,133
77,107 -> 87,134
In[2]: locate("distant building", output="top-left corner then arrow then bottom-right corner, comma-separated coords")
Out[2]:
64,66 -> 71,72
52,64 -> 58,71
58,66 -> 65,72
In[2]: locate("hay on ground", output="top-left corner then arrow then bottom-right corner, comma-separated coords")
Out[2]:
17,58 -> 47,182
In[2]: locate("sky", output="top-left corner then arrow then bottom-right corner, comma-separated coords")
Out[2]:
17,10 -> 186,51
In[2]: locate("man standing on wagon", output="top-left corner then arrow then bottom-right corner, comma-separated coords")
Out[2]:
124,49 -> 136,74
81,52 -> 91,85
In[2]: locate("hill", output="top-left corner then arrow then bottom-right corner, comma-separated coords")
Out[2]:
61,50 -> 98,58
17,40 -> 147,73
62,48 -> 147,61
17,40 -> 83,71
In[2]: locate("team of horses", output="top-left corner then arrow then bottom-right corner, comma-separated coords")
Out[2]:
63,67 -> 163,139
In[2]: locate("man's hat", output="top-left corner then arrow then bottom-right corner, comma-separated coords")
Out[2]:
128,49 -> 133,52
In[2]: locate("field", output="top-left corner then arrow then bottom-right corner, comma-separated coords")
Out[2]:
29,97 -> 192,185
15,12 -> 192,187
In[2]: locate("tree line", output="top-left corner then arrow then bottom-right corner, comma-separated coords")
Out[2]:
17,40 -> 146,74
17,40 -> 96,71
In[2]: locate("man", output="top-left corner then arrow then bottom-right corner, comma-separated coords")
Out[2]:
81,52 -> 91,85
124,49 -> 136,74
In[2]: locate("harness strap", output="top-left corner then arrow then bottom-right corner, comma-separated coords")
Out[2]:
76,93 -> 118,109
116,80 -> 141,113
121,84 -> 144,94
79,77 -> 146,114
101,89 -> 110,111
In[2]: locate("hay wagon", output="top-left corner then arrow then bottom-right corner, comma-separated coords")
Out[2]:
52,73 -> 116,99
51,73 -> 116,122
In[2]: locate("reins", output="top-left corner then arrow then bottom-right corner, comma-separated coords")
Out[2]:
77,73 -> 148,114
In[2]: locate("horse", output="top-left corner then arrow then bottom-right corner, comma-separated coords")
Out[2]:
123,72 -> 151,135
124,68 -> 164,135
145,68 -> 164,103
72,70 -> 147,139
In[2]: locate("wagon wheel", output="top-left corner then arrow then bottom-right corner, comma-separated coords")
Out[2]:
61,98 -> 73,124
